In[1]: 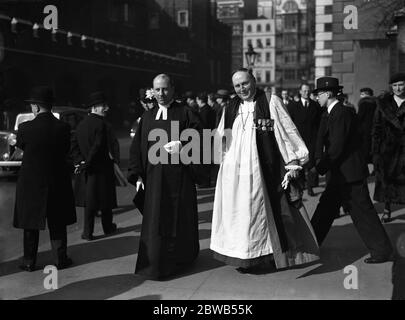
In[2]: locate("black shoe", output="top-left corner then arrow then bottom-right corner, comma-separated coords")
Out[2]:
57,257 -> 73,270
307,188 -> 315,197
104,223 -> 117,235
19,264 -> 36,272
81,234 -> 94,241
364,255 -> 394,264
381,211 -> 392,223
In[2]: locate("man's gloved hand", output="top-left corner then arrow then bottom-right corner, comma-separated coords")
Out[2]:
164,141 -> 182,154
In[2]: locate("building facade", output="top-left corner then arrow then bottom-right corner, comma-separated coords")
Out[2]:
275,0 -> 315,93
216,0 -> 258,73
314,0 -> 333,79
331,0 -> 404,105
243,18 -> 276,86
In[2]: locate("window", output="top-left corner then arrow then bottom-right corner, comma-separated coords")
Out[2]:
257,53 -> 262,63
266,24 -> 270,32
257,39 -> 263,48
257,24 -> 262,32
247,24 -> 252,33
177,10 -> 189,27
233,25 -> 242,35
176,53 -> 188,60
324,23 -> 332,32
256,71 -> 262,83
324,5 -> 333,15
284,15 -> 297,30
324,40 -> 332,50
284,34 -> 296,46
284,52 -> 296,64
300,53 -> 306,64
266,52 -> 271,62
285,69 -> 295,80
149,13 -> 159,30
266,71 -> 271,83
266,38 -> 271,47
110,1 -> 133,24
325,66 -> 332,76
247,39 -> 252,46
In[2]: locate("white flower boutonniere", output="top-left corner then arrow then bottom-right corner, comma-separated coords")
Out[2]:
145,89 -> 155,100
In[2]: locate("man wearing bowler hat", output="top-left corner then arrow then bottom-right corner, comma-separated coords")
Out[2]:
14,86 -> 76,271
310,77 -> 393,264
71,91 -> 118,240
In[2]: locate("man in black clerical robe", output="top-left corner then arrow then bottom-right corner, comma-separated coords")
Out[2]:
128,74 -> 202,280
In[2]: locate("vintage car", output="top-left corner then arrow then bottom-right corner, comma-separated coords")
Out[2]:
0,107 -> 88,171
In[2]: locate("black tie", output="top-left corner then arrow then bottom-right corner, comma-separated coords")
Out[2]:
304,101 -> 308,108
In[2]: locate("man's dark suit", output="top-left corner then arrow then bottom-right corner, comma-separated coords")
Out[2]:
287,98 -> 322,188
357,96 -> 377,163
71,113 -> 117,238
311,101 -> 393,259
13,112 -> 76,267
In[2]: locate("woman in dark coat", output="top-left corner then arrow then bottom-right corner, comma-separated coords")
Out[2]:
372,73 -> 405,223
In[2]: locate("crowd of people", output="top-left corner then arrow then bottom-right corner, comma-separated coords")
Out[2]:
10,69 -> 405,299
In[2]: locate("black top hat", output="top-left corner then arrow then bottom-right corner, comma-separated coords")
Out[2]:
87,91 -> 107,108
313,77 -> 343,95
25,86 -> 54,107
389,73 -> 405,84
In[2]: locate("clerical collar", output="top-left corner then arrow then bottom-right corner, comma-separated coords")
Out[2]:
327,99 -> 339,114
155,100 -> 174,120
394,95 -> 405,108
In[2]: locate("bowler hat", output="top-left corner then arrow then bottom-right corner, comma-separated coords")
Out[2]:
87,91 -> 107,108
313,77 -> 343,95
389,73 -> 405,84
216,89 -> 230,99
25,86 -> 54,107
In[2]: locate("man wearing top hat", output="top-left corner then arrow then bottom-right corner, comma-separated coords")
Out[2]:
310,77 -> 393,264
13,86 -> 76,271
71,92 -> 118,241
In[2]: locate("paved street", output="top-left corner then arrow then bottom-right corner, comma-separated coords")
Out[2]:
0,138 -> 404,300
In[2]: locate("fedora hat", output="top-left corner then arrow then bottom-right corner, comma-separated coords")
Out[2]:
87,91 -> 108,108
25,86 -> 54,107
313,77 -> 343,95
216,89 -> 230,99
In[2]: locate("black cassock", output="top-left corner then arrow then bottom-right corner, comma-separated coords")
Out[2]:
128,101 -> 201,279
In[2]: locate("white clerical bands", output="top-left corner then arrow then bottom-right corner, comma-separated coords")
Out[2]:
155,105 -> 168,120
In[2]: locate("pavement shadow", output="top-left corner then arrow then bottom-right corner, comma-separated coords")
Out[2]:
198,209 -> 212,224
92,225 -> 141,240
197,195 -> 215,205
21,274 -> 145,300
297,223 -> 404,278
158,248 -> 226,282
197,188 -> 215,196
0,235 -> 139,277
112,204 -> 136,216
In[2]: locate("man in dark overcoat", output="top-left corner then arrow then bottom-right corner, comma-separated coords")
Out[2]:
71,92 -> 118,240
310,77 -> 393,264
13,86 -> 76,272
287,83 -> 322,196
128,74 -> 201,280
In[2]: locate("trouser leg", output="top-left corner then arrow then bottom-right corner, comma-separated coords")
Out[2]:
348,181 -> 393,258
311,182 -> 342,245
306,167 -> 319,189
49,223 -> 68,264
23,229 -> 39,265
101,209 -> 114,234
83,206 -> 96,237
